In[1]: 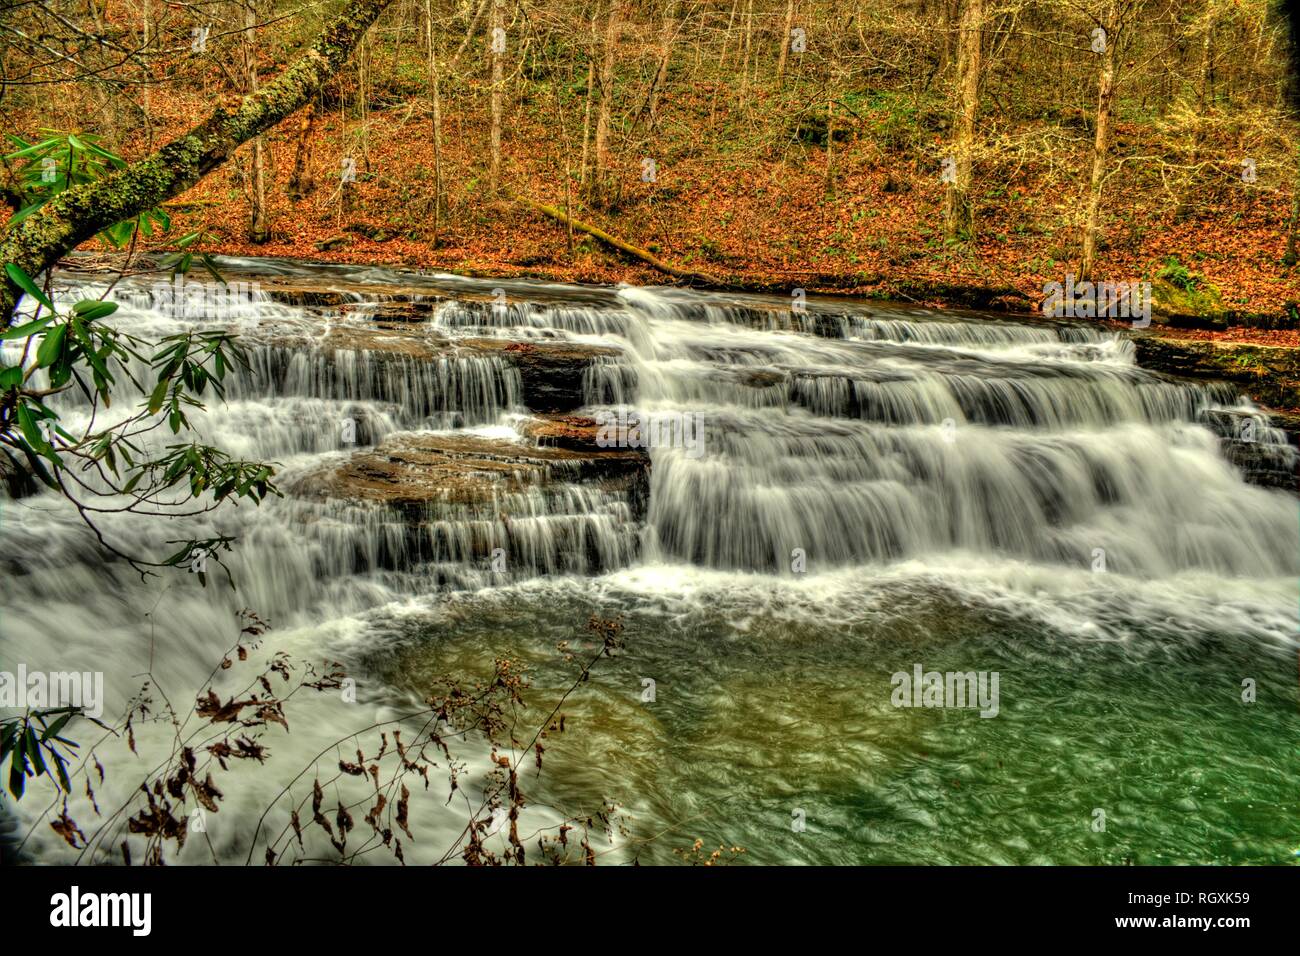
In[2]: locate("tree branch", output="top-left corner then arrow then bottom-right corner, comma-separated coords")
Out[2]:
0,0 -> 396,322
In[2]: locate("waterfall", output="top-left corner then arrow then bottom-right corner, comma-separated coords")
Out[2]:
2,258 -> 1295,865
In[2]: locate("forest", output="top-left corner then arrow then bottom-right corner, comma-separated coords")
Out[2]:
0,0 -> 1298,878
2,0 -> 1298,323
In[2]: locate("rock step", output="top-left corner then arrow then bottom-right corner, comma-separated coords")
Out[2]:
285,428 -> 650,576
248,324 -> 621,414
291,431 -> 649,515
1131,334 -> 1298,491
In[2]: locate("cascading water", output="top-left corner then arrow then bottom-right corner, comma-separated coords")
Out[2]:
2,257 -> 1296,865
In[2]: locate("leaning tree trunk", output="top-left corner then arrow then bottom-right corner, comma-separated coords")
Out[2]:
944,0 -> 983,243
0,0 -> 396,322
1080,0 -> 1119,283
451,0 -> 489,68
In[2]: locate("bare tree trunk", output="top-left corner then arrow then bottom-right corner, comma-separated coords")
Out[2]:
824,95 -> 835,194
776,0 -> 795,82
1197,3 -> 1215,112
940,0 -> 956,74
358,31 -> 372,172
1180,4 -> 1218,220
710,0 -> 741,127
286,101 -> 317,200
944,0 -> 983,243
1080,0 -> 1120,282
141,0 -> 151,125
580,12 -> 596,193
393,0 -> 410,60
719,0 -> 740,68
426,0 -> 445,240
593,0 -> 620,199
739,0 -> 754,107
243,0 -> 270,242
642,0 -> 676,130
1284,153 -> 1299,266
489,0 -> 504,193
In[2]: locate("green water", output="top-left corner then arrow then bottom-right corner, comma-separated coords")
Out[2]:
364,565 -> 1300,866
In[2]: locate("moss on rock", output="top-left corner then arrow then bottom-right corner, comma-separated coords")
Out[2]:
1149,272 -> 1228,330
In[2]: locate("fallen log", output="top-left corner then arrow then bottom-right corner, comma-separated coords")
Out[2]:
519,197 -> 720,285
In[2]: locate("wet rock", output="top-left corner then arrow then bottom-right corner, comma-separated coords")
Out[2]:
1221,438 -> 1297,492
291,431 -> 649,516
287,430 -> 648,579
1134,335 -> 1299,491
350,301 -> 441,324
1197,408 -> 1298,492
462,338 -> 623,412
522,414 -> 608,453
273,324 -> 451,361
259,279 -> 441,309
259,284 -> 358,308
1130,335 -> 1300,411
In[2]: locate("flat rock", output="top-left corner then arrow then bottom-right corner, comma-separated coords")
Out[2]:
291,432 -> 648,513
522,414 -> 609,453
